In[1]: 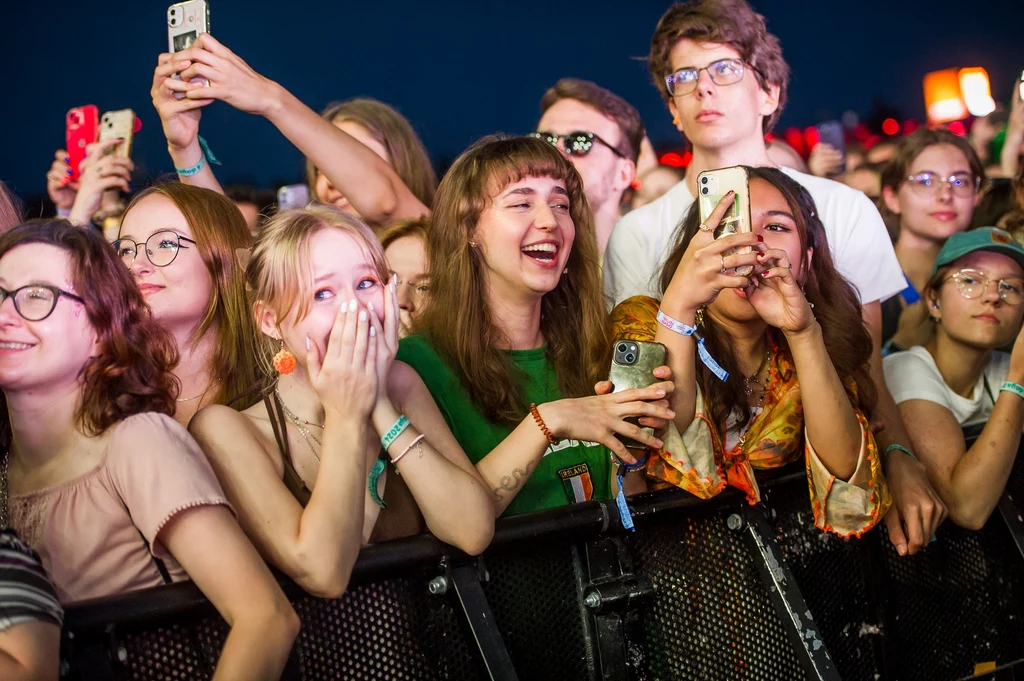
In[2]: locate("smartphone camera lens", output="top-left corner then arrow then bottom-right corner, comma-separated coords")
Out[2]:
625,353 -> 636,364
701,187 -> 709,195
700,176 -> 708,185
617,343 -> 627,353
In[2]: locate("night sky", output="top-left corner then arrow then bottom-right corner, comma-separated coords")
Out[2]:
3,0 -> 1022,204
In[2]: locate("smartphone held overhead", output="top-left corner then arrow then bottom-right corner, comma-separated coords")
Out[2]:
98,110 -> 137,159
65,105 -> 99,184
168,0 -> 211,97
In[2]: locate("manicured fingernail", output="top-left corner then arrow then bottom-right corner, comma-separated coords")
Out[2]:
305,336 -> 311,350
341,301 -> 349,313
656,390 -> 666,397
350,298 -> 357,311
757,253 -> 766,259
367,301 -> 375,314
358,310 -> 367,322
65,169 -> 73,175
63,156 -> 70,164
756,234 -> 764,242
370,326 -> 376,337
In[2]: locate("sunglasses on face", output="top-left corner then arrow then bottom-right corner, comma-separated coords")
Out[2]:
528,131 -> 626,159
112,230 -> 196,268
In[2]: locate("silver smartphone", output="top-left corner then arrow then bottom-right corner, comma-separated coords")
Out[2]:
168,1 -> 210,96
277,184 -> 310,211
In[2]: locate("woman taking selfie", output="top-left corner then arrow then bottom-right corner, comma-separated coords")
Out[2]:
0,220 -> 297,680
885,228 -> 1024,529
189,205 -> 493,598
397,136 -> 675,516
617,167 -> 889,536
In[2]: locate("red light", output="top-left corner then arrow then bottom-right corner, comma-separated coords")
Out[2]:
681,150 -> 693,167
784,127 -> 806,156
853,123 -> 871,141
948,121 -> 966,136
902,119 -> 919,135
631,178 -> 642,191
804,126 -> 820,150
660,152 -> 685,168
882,118 -> 899,136
764,133 -> 776,142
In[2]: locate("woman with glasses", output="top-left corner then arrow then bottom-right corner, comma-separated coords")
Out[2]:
379,218 -> 431,338
117,184 -> 260,426
151,33 -> 431,227
880,128 -> 986,353
884,228 -> 1024,529
0,220 -> 298,678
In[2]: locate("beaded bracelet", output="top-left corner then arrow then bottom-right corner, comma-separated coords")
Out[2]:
392,434 -> 426,468
529,403 -> 559,445
1000,382 -> 1024,400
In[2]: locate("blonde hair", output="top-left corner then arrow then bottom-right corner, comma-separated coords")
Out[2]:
122,183 -> 260,408
247,205 -> 388,377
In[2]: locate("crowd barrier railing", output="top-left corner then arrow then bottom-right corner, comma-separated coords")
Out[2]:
60,442 -> 1024,681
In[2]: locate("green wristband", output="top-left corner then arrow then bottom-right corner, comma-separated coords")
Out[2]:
1000,382 -> 1024,400
381,415 -> 410,449
884,443 -> 916,460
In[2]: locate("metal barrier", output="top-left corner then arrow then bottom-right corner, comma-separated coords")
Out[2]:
60,459 -> 1024,681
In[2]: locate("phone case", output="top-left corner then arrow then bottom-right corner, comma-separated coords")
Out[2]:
816,121 -> 846,176
697,166 -> 753,276
609,340 -> 667,450
99,110 -> 136,159
277,185 -> 311,211
65,105 -> 99,183
167,0 -> 209,53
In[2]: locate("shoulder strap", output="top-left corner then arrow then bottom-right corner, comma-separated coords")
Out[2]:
263,392 -> 312,507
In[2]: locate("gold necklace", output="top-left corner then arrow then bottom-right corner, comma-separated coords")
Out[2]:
177,380 -> 220,403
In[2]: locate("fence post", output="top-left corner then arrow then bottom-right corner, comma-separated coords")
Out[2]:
447,561 -> 520,681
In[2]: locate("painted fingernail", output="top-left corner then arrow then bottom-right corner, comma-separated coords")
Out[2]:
756,234 -> 764,242
63,156 -> 70,164
358,310 -> 367,322
341,301 -> 349,313
367,301 -> 375,313
350,298 -> 357,311
370,326 -> 376,337
65,169 -> 73,175
305,336 -> 311,350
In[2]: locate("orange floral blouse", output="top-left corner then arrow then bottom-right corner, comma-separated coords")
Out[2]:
613,296 -> 890,538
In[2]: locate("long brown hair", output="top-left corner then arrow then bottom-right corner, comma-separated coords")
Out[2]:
0,220 -> 178,447
660,166 -> 876,429
122,184 -> 260,409
0,182 -> 22,234
419,135 -> 609,426
307,98 -> 438,209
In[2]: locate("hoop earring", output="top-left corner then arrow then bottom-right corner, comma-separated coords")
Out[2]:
273,339 -> 296,375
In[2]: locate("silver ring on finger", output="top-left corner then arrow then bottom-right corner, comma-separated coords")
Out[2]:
720,254 -> 726,273
699,221 -> 713,232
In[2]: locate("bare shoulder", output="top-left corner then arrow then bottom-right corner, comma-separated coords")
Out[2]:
189,403 -> 275,462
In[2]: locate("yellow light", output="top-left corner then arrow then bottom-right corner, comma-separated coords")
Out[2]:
924,68 -> 967,123
958,67 -> 996,117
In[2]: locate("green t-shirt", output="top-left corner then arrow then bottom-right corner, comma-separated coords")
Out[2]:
397,334 -> 612,517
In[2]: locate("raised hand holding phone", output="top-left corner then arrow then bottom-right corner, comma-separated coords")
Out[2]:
64,105 -> 98,184
67,140 -> 135,227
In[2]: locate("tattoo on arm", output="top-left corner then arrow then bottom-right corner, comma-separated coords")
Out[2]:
492,461 -> 537,503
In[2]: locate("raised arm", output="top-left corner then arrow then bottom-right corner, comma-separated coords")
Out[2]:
176,34 -> 428,224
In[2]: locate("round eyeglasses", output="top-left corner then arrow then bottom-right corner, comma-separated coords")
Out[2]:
946,269 -> 1024,305
0,284 -> 84,322
905,173 -> 979,198
112,231 -> 197,268
664,58 -> 763,97
528,131 -> 625,158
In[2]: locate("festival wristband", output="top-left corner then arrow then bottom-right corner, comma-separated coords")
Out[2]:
1000,382 -> 1024,401
174,136 -> 221,176
884,443 -> 916,460
367,452 -> 387,508
656,309 -> 730,381
381,415 -> 411,449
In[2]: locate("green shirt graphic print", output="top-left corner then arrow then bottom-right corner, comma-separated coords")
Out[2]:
396,334 -> 612,517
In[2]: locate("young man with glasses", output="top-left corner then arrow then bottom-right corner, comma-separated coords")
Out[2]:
605,0 -> 947,556
533,78 -> 644,257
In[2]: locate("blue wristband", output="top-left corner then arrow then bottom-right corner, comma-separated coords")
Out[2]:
175,155 -> 206,177
381,415 -> 410,450
884,443 -> 916,460
656,309 -> 730,381
1000,382 -> 1024,400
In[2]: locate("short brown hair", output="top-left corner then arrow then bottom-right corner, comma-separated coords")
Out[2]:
307,98 -> 438,210
540,78 -> 645,163
648,0 -> 789,133
0,220 -> 178,447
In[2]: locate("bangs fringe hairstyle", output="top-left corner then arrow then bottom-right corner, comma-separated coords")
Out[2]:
659,167 -> 876,429
307,98 -> 438,211
0,220 -> 178,447
648,0 -> 790,133
123,184 -> 260,409
419,135 -> 609,426
246,205 -> 389,380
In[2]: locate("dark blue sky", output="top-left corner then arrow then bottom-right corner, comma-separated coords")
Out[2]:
4,0 -> 1022,202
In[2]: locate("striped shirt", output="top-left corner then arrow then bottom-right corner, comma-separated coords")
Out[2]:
0,528 -> 63,632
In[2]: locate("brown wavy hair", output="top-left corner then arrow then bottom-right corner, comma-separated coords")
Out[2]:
0,182 -> 21,234
648,0 -> 790,133
306,98 -> 437,210
0,220 -> 178,446
418,135 -> 609,426
659,166 -> 876,429
122,184 -> 260,409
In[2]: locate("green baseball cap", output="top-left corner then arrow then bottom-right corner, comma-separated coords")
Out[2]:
932,227 -> 1024,275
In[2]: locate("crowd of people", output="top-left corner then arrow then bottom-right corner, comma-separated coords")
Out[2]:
1,0 -> 1023,677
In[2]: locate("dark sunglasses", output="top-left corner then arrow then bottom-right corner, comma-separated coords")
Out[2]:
529,131 -> 626,159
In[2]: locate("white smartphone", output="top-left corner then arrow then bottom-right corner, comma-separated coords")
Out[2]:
168,1 -> 210,97
697,166 -> 753,276
277,184 -> 310,211
98,109 -> 136,159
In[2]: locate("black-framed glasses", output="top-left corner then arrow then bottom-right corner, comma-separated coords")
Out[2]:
0,284 -> 84,322
946,268 -> 1024,305
528,131 -> 626,158
665,58 -> 763,96
905,173 -> 980,198
112,230 -> 196,268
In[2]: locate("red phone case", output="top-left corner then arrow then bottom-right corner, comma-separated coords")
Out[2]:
65,105 -> 99,184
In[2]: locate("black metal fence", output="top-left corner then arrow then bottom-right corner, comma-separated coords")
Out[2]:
60,457 -> 1024,681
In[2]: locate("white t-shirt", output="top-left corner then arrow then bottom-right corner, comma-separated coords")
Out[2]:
603,167 -> 906,307
883,345 -> 1011,427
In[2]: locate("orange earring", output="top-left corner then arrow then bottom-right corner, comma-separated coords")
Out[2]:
672,114 -> 681,126
272,340 -> 296,375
